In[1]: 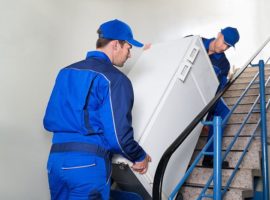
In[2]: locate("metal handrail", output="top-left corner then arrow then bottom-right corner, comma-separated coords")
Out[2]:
220,61 -> 269,199
197,71 -> 268,199
152,37 -> 270,200
256,60 -> 269,200
200,74 -> 270,199
168,68 -> 264,199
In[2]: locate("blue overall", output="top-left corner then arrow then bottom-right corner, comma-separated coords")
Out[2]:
202,38 -> 230,153
43,51 -> 146,200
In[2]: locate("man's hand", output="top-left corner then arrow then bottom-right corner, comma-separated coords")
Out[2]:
143,43 -> 151,51
131,154 -> 152,174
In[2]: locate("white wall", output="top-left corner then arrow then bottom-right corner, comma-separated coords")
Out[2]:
1,0 -> 270,199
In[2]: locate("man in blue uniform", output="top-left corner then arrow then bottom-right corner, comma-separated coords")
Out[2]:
43,19 -> 151,200
201,27 -> 240,168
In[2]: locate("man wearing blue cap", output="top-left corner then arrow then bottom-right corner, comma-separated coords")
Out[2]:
201,27 -> 240,168
202,27 -> 240,86
43,19 -> 151,200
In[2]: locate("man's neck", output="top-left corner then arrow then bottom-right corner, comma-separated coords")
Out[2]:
97,48 -> 113,63
208,40 -> 216,55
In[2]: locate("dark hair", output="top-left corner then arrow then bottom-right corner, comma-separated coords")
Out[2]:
96,29 -> 126,48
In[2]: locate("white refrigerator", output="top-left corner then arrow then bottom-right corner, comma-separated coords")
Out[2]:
112,36 -> 219,199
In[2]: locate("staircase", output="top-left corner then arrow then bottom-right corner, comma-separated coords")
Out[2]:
180,66 -> 270,199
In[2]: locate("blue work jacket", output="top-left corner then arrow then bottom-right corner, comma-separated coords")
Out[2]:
43,51 -> 146,162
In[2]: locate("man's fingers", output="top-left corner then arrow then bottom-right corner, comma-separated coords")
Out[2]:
132,166 -> 145,173
139,167 -> 147,174
148,156 -> 152,162
131,165 -> 143,170
132,154 -> 151,174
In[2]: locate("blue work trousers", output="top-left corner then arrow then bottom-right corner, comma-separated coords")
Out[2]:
205,98 -> 230,153
47,143 -> 111,200
206,72 -> 230,153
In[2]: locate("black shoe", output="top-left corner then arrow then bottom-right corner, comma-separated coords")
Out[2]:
202,155 -> 213,168
202,156 -> 229,168
222,160 -> 229,168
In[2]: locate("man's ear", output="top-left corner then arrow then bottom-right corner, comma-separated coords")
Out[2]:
112,40 -> 118,50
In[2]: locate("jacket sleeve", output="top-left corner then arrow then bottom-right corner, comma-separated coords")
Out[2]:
219,57 -> 230,78
99,75 -> 146,163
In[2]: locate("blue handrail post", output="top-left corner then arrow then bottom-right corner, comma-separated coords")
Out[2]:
213,116 -> 222,200
258,59 -> 269,200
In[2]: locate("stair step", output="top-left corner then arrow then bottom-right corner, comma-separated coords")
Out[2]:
234,76 -> 268,84
227,104 -> 260,113
190,150 -> 261,172
227,113 -> 260,124
223,87 -> 270,98
237,68 -> 270,78
228,83 -> 260,90
180,185 -> 253,200
196,136 -> 261,151
224,95 -> 270,106
223,124 -> 258,136
200,123 -> 260,141
200,123 -> 258,137
223,96 -> 251,106
258,125 -> 270,138
185,167 -> 254,190
227,110 -> 270,124
239,65 -> 270,73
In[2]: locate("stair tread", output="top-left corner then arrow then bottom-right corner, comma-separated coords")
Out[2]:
186,167 -> 254,190
223,124 -> 258,136
234,76 -> 268,84
190,150 -> 261,170
237,68 -> 270,78
227,104 -> 260,114
223,87 -> 270,98
224,95 -> 270,106
200,123 -> 258,137
180,185 -> 253,200
239,65 -> 270,72
195,136 -> 261,151
227,83 -> 260,90
227,111 -> 270,124
227,113 -> 261,124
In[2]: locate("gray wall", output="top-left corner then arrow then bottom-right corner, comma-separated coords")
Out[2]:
1,0 -> 270,199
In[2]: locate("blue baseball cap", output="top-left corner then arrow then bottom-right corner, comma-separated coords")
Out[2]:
98,19 -> 143,47
221,27 -> 240,47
